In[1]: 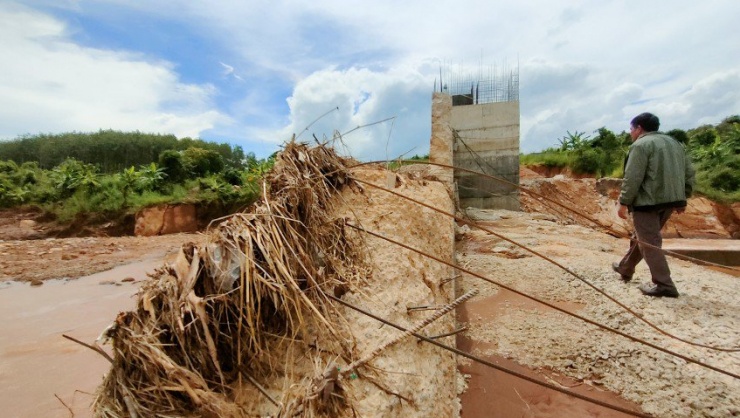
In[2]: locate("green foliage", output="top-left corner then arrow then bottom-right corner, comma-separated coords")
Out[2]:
520,150 -> 572,168
136,162 -> 167,192
0,132 -> 274,222
222,168 -> 245,186
50,158 -> 101,198
588,127 -> 629,176
666,129 -> 688,144
572,148 -> 602,174
0,176 -> 19,207
708,167 -> 740,192
197,175 -> 239,202
245,152 -> 276,183
126,190 -> 177,209
0,130 -> 247,173
522,117 -> 739,201
716,115 -> 740,137
688,125 -> 718,148
557,131 -> 590,151
686,116 -> 740,201
158,150 -> 187,183
0,160 -> 18,174
117,166 -> 139,204
182,147 -> 225,178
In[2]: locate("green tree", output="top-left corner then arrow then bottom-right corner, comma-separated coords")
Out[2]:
50,158 -> 100,197
666,129 -> 689,144
158,150 -> 187,183
182,147 -> 225,178
557,131 -> 590,151
589,127 -> 627,176
117,166 -> 140,204
136,162 -> 167,192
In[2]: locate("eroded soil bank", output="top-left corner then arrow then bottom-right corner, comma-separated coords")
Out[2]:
520,166 -> 740,239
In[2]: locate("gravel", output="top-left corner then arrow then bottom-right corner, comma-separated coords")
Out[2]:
457,209 -> 739,418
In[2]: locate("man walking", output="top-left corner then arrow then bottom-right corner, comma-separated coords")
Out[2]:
612,112 -> 695,297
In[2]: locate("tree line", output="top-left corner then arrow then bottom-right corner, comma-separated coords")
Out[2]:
0,130 -> 248,172
0,130 -> 275,221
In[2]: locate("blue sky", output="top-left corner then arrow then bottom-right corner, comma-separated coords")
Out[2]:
2,0 -> 739,160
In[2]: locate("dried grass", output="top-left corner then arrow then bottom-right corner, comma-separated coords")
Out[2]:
94,143 -> 367,417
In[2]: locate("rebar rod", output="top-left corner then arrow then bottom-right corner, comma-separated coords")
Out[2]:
345,222 -> 740,379
327,294 -> 653,418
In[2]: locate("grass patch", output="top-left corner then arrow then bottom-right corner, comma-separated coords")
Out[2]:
520,151 -> 573,168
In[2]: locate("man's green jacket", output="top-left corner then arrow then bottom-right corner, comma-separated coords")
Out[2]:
619,132 -> 696,210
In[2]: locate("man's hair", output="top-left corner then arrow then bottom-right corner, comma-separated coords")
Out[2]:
631,112 -> 660,132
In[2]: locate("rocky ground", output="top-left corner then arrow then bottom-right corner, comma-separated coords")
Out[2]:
0,233 -> 202,284
0,207 -> 205,284
456,208 -> 739,417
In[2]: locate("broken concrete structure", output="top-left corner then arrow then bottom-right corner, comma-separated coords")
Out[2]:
451,99 -> 520,210
430,85 -> 520,210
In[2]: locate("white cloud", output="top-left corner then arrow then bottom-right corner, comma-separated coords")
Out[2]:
219,61 -> 244,81
273,66 -> 433,160
0,4 -> 226,139
606,83 -> 643,107
220,62 -> 234,75
679,70 -> 740,125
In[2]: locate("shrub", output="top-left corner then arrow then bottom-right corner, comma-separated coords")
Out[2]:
0,160 -> 18,174
182,147 -> 224,178
688,126 -> 718,149
222,168 -> 245,186
572,148 -> 602,175
136,163 -> 167,193
708,167 -> 740,193
666,129 -> 689,144
158,150 -> 187,183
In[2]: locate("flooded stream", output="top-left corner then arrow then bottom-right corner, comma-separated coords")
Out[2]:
0,260 -> 159,418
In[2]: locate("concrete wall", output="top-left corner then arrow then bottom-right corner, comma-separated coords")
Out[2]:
451,101 -> 520,210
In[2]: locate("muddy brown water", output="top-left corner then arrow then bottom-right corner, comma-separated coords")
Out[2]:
0,260 -> 156,418
457,289 -> 644,418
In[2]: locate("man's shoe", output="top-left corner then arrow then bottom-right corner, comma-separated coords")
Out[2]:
639,283 -> 679,298
611,262 -> 632,282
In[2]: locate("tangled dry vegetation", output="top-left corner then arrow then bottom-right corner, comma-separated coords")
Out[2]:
94,143 -> 365,417
92,143 -> 457,417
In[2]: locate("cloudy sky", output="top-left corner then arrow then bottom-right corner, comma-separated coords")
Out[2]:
2,1 -> 739,160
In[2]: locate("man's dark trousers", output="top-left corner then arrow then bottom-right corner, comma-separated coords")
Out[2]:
616,208 -> 676,288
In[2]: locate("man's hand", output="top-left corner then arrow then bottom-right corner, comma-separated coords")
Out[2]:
675,207 -> 686,214
618,203 -> 629,219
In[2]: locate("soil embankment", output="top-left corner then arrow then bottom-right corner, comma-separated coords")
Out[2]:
519,166 -> 740,239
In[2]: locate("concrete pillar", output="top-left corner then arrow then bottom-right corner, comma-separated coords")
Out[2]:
429,93 -> 454,186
